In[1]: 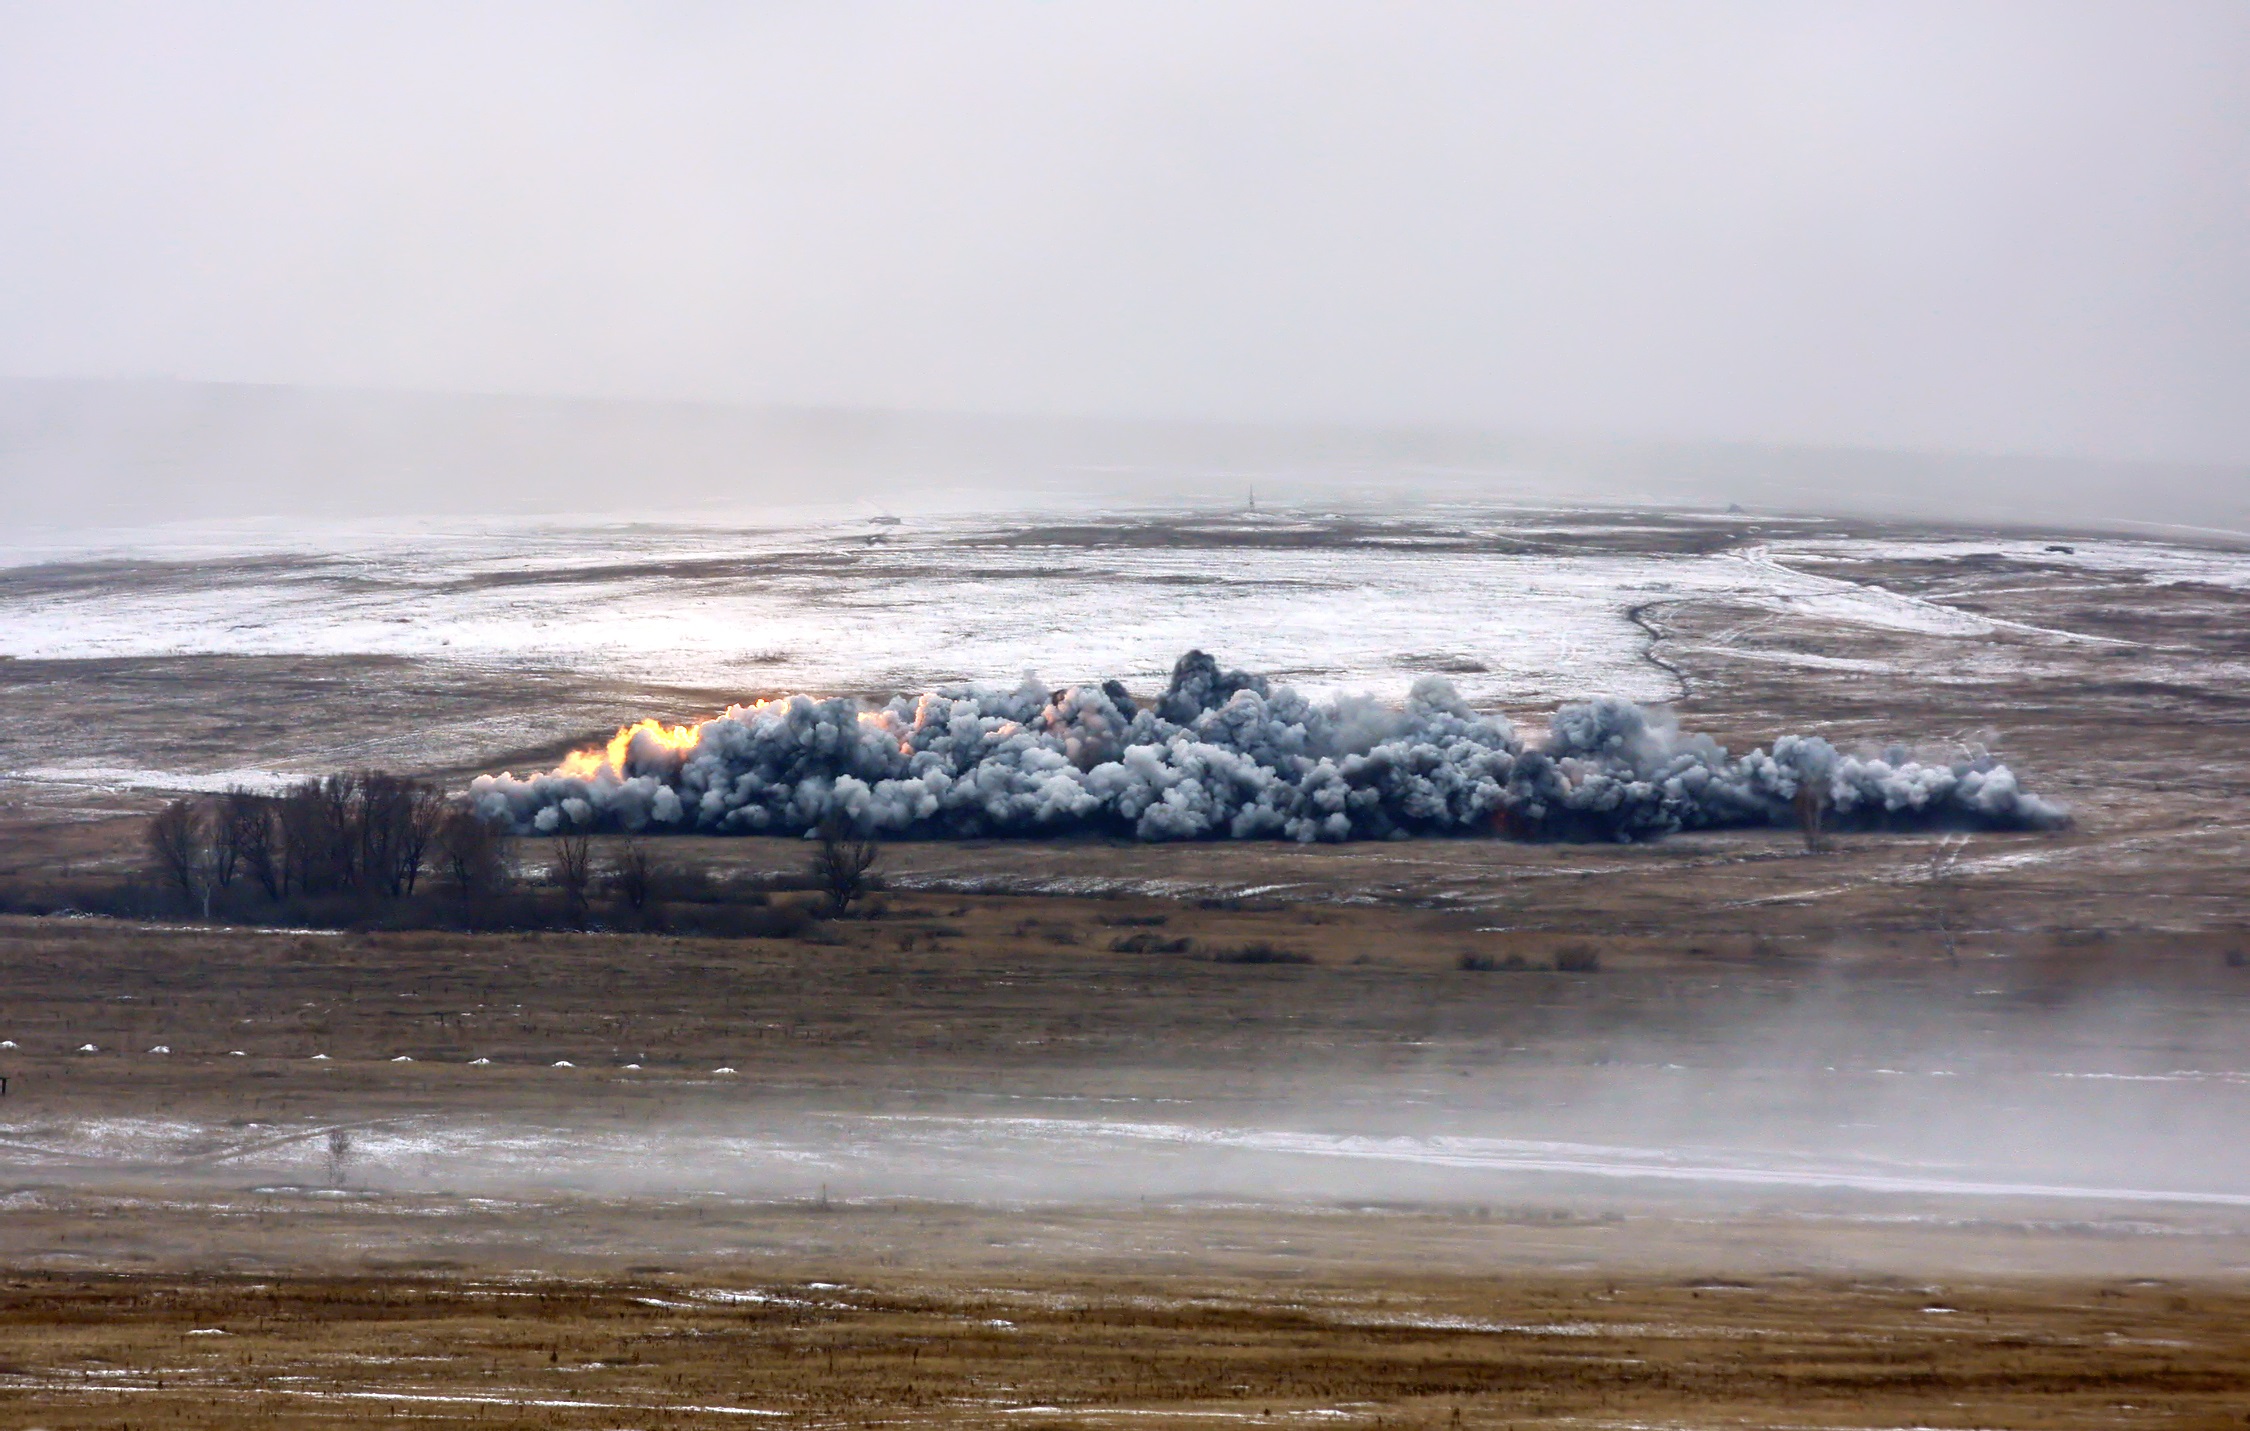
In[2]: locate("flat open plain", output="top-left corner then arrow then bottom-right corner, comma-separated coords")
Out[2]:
1,505 -> 2247,1427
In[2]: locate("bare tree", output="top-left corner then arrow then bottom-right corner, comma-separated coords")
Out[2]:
810,814 -> 880,917
357,772 -> 445,897
221,788 -> 280,899
551,825 -> 595,926
1924,834 -> 1968,965
147,798 -> 212,916
398,782 -> 446,897
1793,782 -> 1829,854
436,805 -> 511,926
276,780 -> 328,895
275,775 -> 365,895
313,771 -> 366,891
359,771 -> 411,895
203,797 -> 241,892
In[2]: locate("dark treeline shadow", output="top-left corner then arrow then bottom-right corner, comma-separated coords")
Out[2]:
1,772 -> 833,939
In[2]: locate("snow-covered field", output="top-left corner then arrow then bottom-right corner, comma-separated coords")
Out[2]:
9,505 -> 2240,715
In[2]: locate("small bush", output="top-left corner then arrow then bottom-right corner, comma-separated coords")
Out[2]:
1554,946 -> 1602,973
1458,951 -> 1530,972
1211,942 -> 1312,965
741,902 -> 819,940
1110,934 -> 1192,954
2227,949 -> 2247,969
1098,914 -> 1169,928
662,899 -> 817,941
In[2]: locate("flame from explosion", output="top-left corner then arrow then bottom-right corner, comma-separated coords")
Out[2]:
554,704 -> 917,782
556,717 -> 704,780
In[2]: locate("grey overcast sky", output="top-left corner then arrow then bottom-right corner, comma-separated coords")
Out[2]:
1,1 -> 2245,465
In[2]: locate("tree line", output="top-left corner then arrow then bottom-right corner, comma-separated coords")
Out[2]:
146,773 -> 508,921
139,773 -> 878,933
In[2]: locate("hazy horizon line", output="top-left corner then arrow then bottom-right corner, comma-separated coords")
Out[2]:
7,369 -> 2243,478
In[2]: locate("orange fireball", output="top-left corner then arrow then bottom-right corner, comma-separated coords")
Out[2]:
557,718 -> 704,780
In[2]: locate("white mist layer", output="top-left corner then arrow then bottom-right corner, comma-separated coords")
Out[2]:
5,1107 -> 2245,1212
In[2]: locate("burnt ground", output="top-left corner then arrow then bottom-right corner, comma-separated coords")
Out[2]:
1,510 -> 2248,1426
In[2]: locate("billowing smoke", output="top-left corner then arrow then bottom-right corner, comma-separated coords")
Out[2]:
470,651 -> 2066,843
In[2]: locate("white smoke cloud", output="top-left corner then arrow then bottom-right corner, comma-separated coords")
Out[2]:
470,651 -> 2066,843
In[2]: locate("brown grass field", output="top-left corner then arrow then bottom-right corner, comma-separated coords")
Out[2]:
7,1269 -> 2250,1430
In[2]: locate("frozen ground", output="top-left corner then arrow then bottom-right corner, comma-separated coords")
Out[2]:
8,501 -> 2248,803
12,504 -> 2233,717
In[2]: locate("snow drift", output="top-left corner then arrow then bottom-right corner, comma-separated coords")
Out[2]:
470,651 -> 2066,843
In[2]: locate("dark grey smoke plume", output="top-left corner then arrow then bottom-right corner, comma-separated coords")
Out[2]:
470,652 -> 2065,843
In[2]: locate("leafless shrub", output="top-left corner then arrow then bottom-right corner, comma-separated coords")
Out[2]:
811,815 -> 880,917
1459,951 -> 1532,971
1554,945 -> 1602,973
1110,933 -> 1192,953
607,835 -> 660,917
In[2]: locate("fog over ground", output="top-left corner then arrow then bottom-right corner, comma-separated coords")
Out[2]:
2,2 -> 2246,528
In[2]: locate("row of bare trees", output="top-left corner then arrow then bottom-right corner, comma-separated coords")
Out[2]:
144,777 -> 880,930
147,774 -> 509,918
